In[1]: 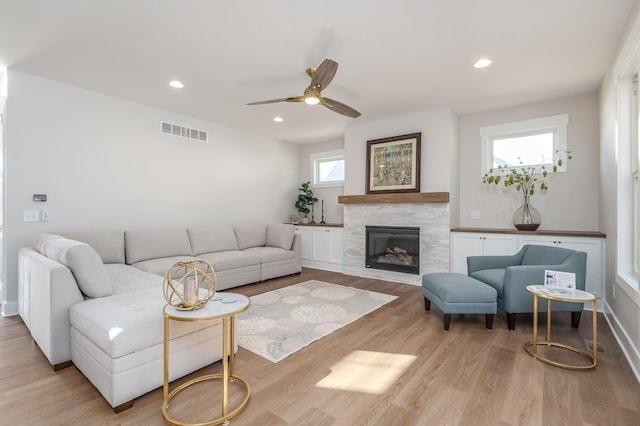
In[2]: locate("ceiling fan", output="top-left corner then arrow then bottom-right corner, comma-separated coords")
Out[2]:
246,58 -> 361,118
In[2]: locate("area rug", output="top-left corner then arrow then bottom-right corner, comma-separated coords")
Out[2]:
236,280 -> 397,363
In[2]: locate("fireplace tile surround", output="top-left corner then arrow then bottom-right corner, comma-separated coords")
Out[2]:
341,196 -> 451,286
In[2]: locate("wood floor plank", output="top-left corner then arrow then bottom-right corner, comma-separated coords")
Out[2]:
1,268 -> 639,425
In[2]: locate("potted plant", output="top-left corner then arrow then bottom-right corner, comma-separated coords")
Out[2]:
482,151 -> 571,230
295,181 -> 318,224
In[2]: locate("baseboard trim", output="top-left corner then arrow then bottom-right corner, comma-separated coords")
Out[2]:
603,299 -> 640,384
1,300 -> 18,317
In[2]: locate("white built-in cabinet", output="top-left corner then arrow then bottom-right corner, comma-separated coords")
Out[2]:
451,229 -> 605,306
295,225 -> 344,272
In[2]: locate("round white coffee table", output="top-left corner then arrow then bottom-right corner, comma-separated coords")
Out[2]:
524,285 -> 597,370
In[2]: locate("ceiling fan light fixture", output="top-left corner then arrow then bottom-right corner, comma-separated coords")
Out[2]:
304,96 -> 320,105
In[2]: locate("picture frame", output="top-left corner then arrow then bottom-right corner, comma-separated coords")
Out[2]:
365,132 -> 421,194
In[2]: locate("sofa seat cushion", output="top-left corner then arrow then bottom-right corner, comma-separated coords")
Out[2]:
105,264 -> 163,294
69,287 -> 215,359
131,256 -> 201,277
197,251 -> 261,271
244,246 -> 295,263
469,269 -> 506,297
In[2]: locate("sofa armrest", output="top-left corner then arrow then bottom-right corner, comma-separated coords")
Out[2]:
467,246 -> 527,274
19,248 -> 84,367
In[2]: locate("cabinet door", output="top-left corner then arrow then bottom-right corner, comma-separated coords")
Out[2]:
312,228 -> 331,262
451,233 -> 485,274
554,237 -> 603,298
295,227 -> 313,260
483,234 -> 519,256
328,229 -> 344,264
451,232 -> 517,274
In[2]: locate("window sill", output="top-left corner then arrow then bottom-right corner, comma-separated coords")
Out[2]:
311,182 -> 344,189
616,273 -> 640,307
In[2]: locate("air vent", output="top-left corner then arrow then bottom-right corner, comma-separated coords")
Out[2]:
160,122 -> 208,142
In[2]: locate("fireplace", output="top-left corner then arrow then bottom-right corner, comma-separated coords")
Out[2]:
365,226 -> 420,274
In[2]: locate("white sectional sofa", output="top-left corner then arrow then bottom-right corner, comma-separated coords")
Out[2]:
18,223 -> 300,411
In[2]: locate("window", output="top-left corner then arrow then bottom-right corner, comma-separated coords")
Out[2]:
311,150 -> 344,187
480,114 -> 569,174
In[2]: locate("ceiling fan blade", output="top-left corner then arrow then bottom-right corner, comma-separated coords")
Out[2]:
310,59 -> 338,91
321,97 -> 361,118
246,96 -> 304,105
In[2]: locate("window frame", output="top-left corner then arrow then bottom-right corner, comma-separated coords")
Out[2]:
480,114 -> 569,175
310,149 -> 345,188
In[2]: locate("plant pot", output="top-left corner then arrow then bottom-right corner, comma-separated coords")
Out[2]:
513,196 -> 541,231
301,216 -> 311,224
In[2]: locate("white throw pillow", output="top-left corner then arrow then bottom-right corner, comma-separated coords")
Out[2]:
266,224 -> 295,250
34,234 -> 112,298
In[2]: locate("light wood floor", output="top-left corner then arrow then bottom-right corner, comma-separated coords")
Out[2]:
1,268 -> 639,425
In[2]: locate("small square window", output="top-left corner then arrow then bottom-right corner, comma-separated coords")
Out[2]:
311,150 -> 344,187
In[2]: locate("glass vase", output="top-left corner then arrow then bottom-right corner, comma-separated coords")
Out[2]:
513,195 -> 541,231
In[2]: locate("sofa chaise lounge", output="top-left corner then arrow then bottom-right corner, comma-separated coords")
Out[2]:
18,223 -> 301,411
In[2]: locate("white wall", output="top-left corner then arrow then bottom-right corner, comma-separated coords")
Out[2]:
298,138 -> 344,224
344,108 -> 459,198
600,1 -> 640,381
458,93 -> 600,231
2,71 -> 300,314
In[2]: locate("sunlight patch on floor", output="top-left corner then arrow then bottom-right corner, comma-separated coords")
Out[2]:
315,350 -> 416,394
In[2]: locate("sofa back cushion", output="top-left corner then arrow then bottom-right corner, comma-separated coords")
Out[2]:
60,229 -> 125,264
266,224 -> 295,250
233,223 -> 267,250
34,233 -> 112,298
125,229 -> 192,264
521,244 -> 574,266
187,226 -> 239,255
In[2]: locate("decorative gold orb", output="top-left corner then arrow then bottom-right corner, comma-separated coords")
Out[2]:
163,260 -> 217,310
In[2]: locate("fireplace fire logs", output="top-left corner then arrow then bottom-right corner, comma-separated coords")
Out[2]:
377,246 -> 413,266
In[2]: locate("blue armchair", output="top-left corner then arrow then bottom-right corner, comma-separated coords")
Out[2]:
467,244 -> 587,330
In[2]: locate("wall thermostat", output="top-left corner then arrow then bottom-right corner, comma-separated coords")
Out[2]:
33,194 -> 47,202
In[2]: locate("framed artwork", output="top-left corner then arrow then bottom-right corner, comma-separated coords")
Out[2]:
365,133 -> 421,194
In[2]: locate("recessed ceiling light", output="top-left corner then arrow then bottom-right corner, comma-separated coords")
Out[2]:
273,116 -> 284,122
473,58 -> 493,69
169,80 -> 184,88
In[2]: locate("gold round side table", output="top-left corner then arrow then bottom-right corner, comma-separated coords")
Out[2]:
524,285 -> 597,370
162,293 -> 251,425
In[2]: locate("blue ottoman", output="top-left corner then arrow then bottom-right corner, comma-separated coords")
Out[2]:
422,272 -> 497,330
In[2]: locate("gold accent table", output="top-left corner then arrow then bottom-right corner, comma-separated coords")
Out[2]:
524,285 -> 597,370
162,293 -> 251,425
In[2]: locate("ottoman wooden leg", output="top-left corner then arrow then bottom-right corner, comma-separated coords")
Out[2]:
485,314 -> 494,330
424,297 -> 431,311
443,314 -> 451,330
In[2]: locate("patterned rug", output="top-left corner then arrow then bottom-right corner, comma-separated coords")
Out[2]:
236,280 -> 397,363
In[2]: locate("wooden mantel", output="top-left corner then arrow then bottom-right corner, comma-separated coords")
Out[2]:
338,192 -> 449,204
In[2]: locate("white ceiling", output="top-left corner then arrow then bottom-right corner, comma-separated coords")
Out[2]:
0,0 -> 635,144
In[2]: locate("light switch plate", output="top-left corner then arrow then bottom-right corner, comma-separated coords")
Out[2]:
471,210 -> 481,220
23,210 -> 39,222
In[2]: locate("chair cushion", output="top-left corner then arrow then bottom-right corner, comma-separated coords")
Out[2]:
422,273 -> 496,303
266,224 -> 295,250
470,269 -> 506,297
